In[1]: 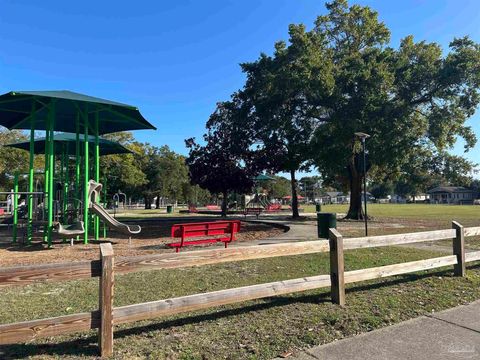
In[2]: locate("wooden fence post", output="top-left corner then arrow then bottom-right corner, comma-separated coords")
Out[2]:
99,243 -> 114,357
452,221 -> 465,277
329,228 -> 345,306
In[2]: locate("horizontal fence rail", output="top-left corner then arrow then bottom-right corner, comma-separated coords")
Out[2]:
343,229 -> 456,250
344,255 -> 458,284
1,222 -> 480,356
465,226 -> 480,237
113,275 -> 331,325
0,261 -> 101,288
0,240 -> 331,288
0,311 -> 98,344
115,240 -> 330,274
465,250 -> 480,262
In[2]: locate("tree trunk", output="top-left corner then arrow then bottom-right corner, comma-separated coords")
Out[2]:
144,196 -> 151,210
155,195 -> 160,209
346,159 -> 365,220
290,169 -> 300,218
221,191 -> 228,218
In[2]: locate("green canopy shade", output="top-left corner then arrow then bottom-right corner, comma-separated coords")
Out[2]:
0,90 -> 156,134
5,133 -> 132,156
254,174 -> 275,181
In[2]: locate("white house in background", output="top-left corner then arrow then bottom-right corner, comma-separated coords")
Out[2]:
321,191 -> 349,204
390,194 -> 429,203
427,186 -> 475,205
410,194 -> 429,202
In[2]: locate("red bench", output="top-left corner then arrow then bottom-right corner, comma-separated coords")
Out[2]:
266,204 -> 282,212
206,205 -> 220,210
244,207 -> 262,219
167,220 -> 241,252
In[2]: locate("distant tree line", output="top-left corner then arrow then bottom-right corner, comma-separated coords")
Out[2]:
0,129 -> 213,209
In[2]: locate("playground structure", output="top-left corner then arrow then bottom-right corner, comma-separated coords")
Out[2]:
245,174 -> 286,213
245,174 -> 275,210
0,90 -> 156,246
2,134 -> 134,243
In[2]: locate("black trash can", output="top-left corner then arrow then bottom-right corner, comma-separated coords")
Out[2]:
315,203 -> 321,212
317,212 -> 337,238
166,205 -> 173,214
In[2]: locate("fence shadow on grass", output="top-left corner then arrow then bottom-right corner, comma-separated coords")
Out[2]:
0,336 -> 99,359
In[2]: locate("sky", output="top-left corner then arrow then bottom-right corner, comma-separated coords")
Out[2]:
1,0 -> 479,176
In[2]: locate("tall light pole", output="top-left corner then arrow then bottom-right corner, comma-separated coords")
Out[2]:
355,132 -> 370,236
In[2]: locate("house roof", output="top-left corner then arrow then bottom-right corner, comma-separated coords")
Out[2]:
326,191 -> 344,197
427,186 -> 473,194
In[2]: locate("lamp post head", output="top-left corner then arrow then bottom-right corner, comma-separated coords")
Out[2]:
354,132 -> 371,140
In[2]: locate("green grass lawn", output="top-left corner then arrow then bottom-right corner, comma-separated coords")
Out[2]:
304,203 -> 480,220
118,203 -> 480,222
1,246 -> 480,359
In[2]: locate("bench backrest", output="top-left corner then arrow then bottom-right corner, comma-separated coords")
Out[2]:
267,204 -> 281,210
171,220 -> 241,238
206,205 -> 220,210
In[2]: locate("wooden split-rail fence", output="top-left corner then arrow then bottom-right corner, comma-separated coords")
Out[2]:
1,221 -> 480,357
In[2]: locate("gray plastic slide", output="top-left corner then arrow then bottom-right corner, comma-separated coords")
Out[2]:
88,180 -> 141,235
90,202 -> 141,234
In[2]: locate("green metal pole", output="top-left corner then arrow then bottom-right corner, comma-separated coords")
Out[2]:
47,102 -> 55,247
75,114 -> 81,243
75,114 -> 80,212
94,113 -> 100,241
43,118 -> 50,243
27,120 -> 35,244
60,145 -> 64,224
60,145 -> 67,244
83,106 -> 89,244
64,149 -> 69,222
12,173 -> 19,243
103,176 -> 107,238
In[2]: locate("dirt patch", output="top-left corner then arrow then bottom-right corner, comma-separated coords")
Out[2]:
0,219 -> 284,267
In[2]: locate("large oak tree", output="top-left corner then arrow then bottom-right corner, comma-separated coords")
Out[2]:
310,0 -> 480,218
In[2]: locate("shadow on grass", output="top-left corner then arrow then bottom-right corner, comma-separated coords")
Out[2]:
2,264 -> 479,359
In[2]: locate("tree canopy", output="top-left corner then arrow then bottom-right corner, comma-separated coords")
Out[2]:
308,0 -> 480,217
185,101 -> 256,216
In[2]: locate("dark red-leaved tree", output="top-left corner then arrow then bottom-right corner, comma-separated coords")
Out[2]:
185,100 -> 256,217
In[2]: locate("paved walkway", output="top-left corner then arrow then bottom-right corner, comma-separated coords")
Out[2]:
276,300 -> 480,360
238,215 -> 319,246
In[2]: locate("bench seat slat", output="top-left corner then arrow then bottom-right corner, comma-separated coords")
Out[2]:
166,237 -> 231,248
